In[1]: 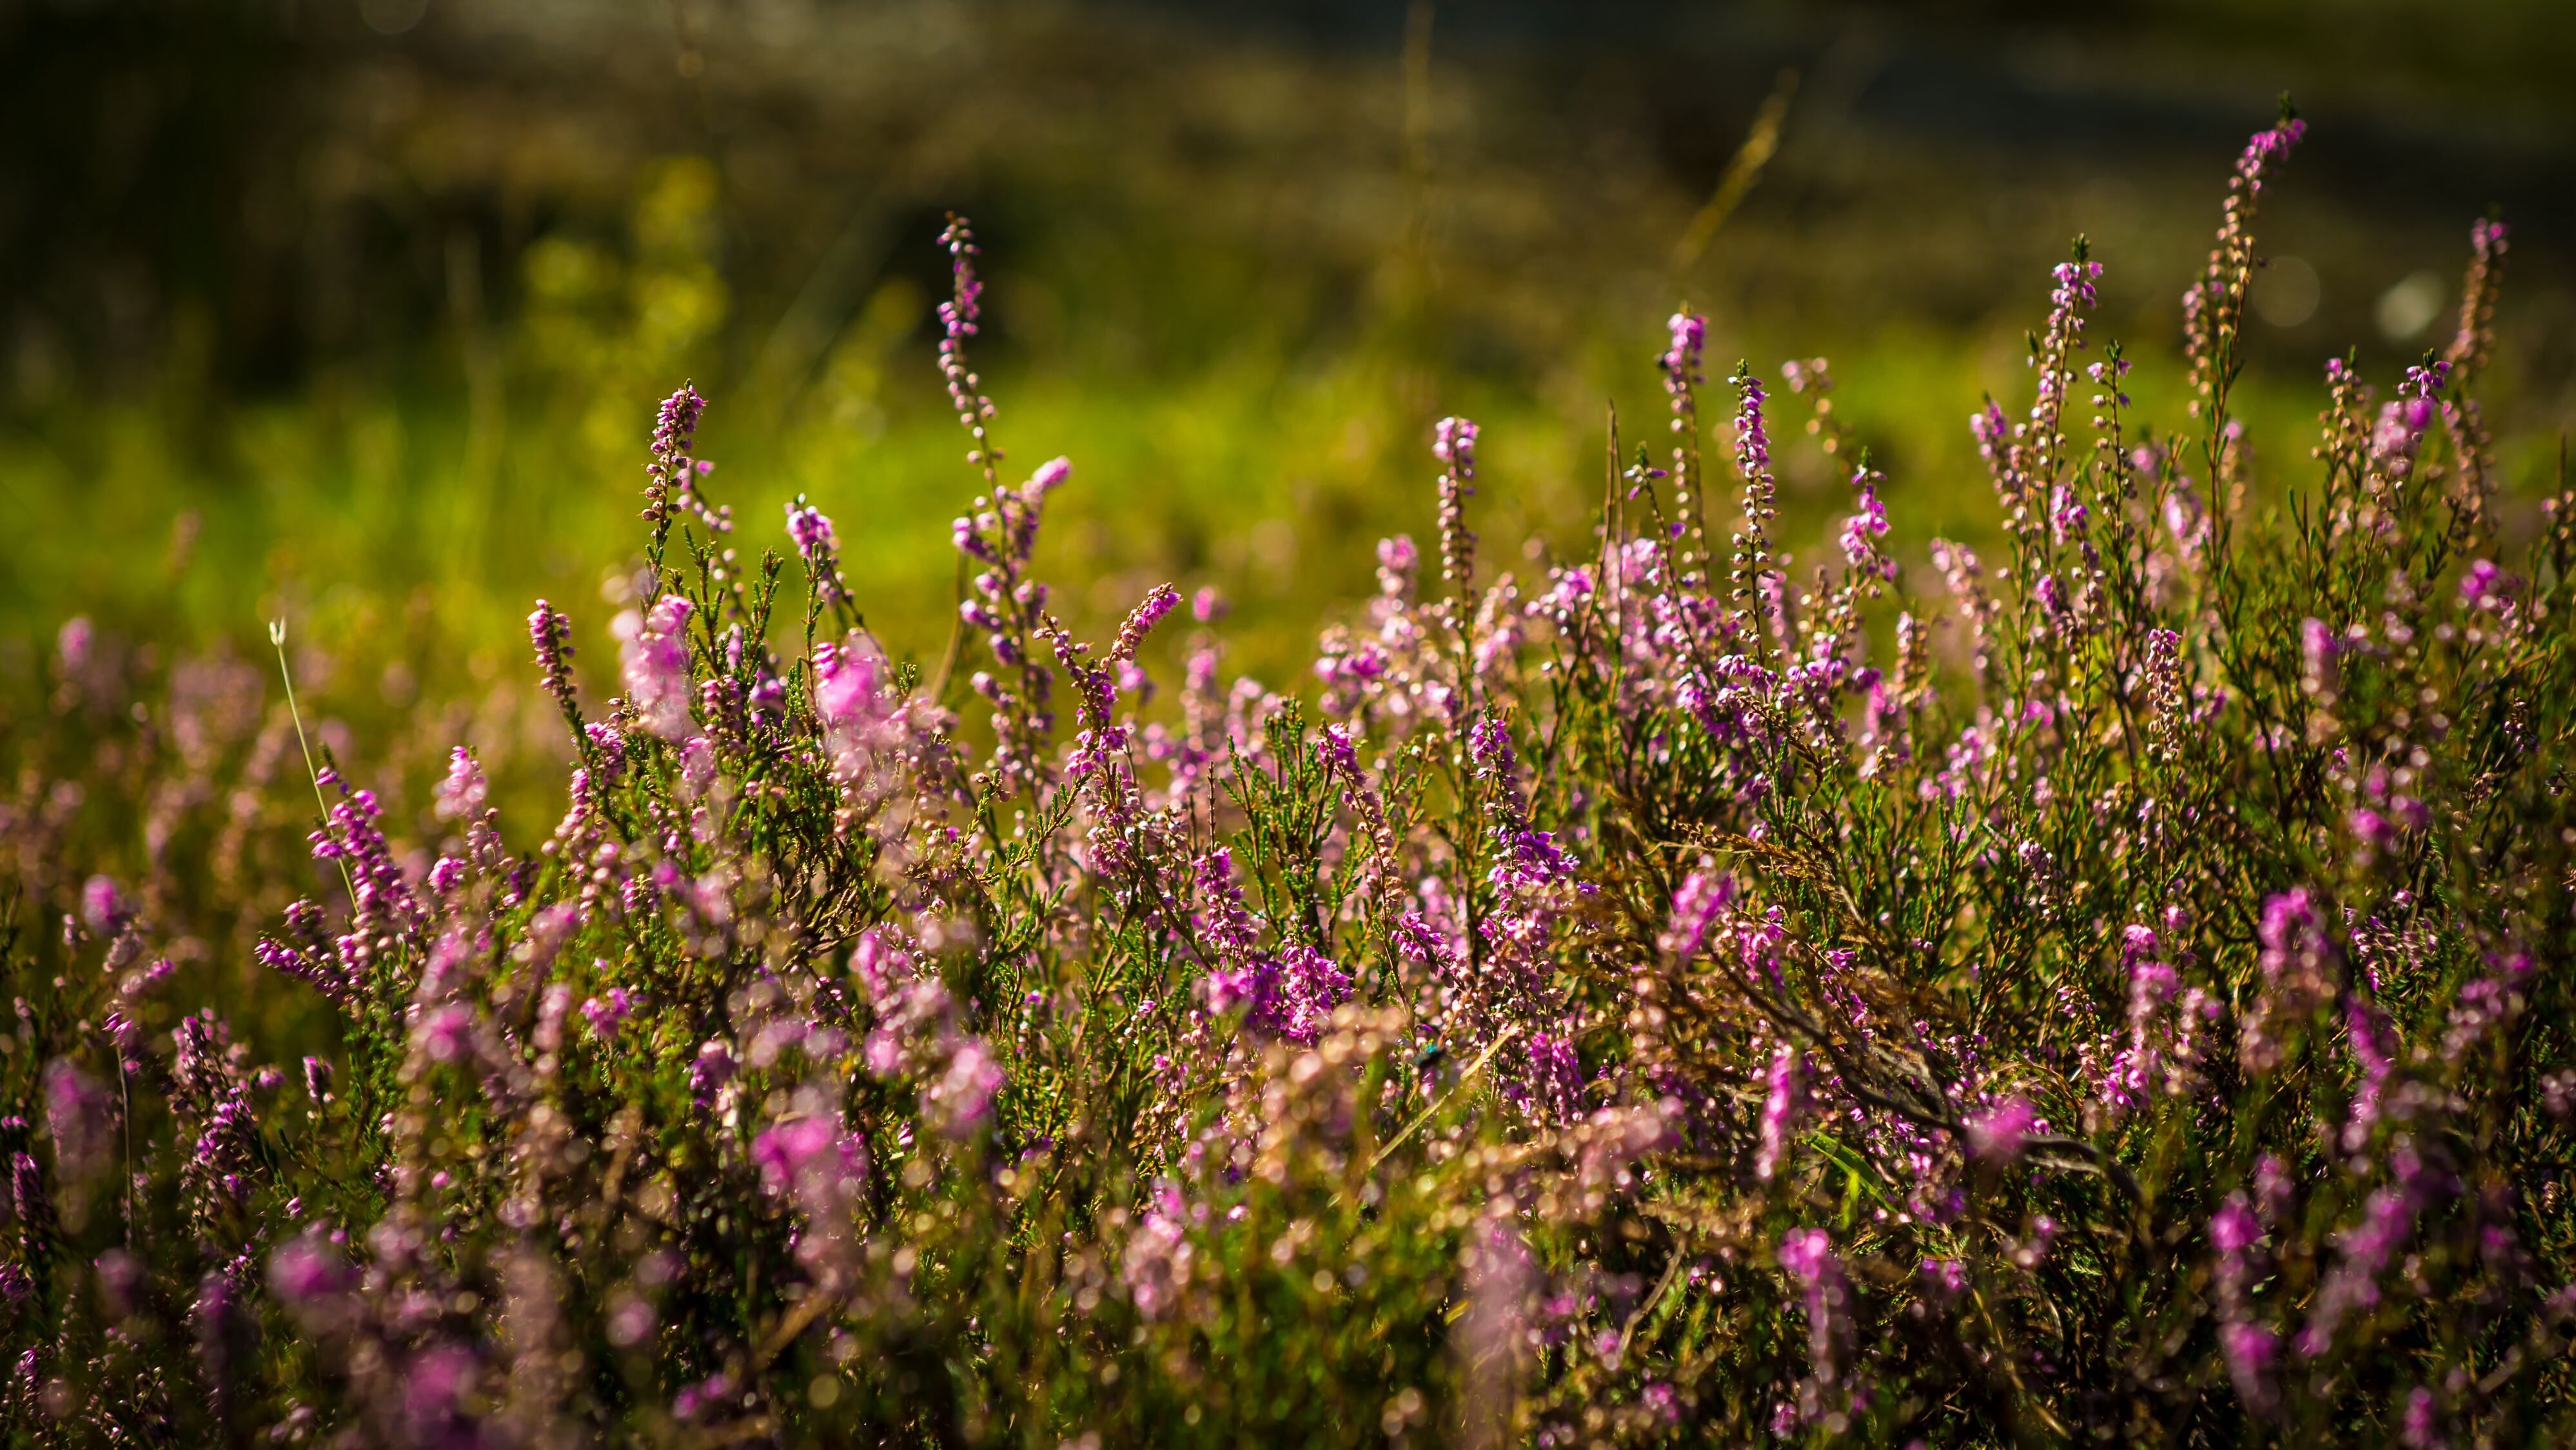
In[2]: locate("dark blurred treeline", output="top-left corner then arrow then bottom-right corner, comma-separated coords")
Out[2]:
7,0 -> 2574,411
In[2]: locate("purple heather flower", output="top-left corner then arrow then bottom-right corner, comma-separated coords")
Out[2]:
615,595 -> 694,742
5,1158 -> 44,1236
2341,995 -> 2397,1152
413,1004 -> 476,1066
674,1370 -> 737,1424
2210,1191 -> 2266,1334
2458,559 -> 2518,615
2459,559 -> 2499,604
256,927 -> 350,1004
1662,312 -> 1707,401
1376,534 -> 1418,597
678,734 -> 717,800
1434,417 -> 1480,591
1314,722 -> 1360,780
1522,1033 -> 1585,1122
2221,1321 -> 2281,1417
93,1249 -> 143,1322
268,1229 -> 355,1310
2400,1386 -> 2443,1449
57,615 -> 92,674
2035,572 -> 2069,622
1575,1104 -> 1667,1195
2210,1194 -> 2261,1261
1460,1213 -> 1538,1406
2442,953 -> 2535,1062
647,385 -> 707,495
79,875 -> 126,935
41,1058 -> 113,1185
581,989 -> 633,1040
2012,1215 -> 2058,1270
2254,1153 -> 2295,1227
534,983 -> 575,1057
1658,311 -> 1711,563
1111,583 -> 1182,664
426,856 -> 466,895
1838,482 -> 1893,577
2183,117 -> 2305,404
433,746 -> 489,821
1123,1181 -> 1197,1322
925,1035 -> 1003,1138
528,599 -> 580,726
1659,866 -> 1733,960
606,1291 -> 655,1348
2030,260 -> 2104,447
1202,965 -> 1256,1018
1021,454 -> 1073,505
403,1344 -> 480,1431
2299,1143 -> 2449,1358
752,1115 -> 869,1220
1733,369 -> 1773,481
811,642 -> 885,727
2544,1072 -> 2576,1124
849,926 -> 915,1007
2101,922 -> 2191,1113
785,498 -> 846,601
1248,944 -> 1353,1046
690,1039 -> 736,1106
2047,484 -> 2089,546
2298,617 -> 2340,701
2164,481 -> 2209,559
2366,361 -> 2449,483
2241,888 -> 2335,1074
1969,399 -> 2013,484
1777,1228 -> 1853,1389
1735,908 -> 1790,993
1755,1044 -> 1805,1182
939,220 -> 983,332
1192,848 -> 1263,963
1965,1095 -> 2037,1163
1918,1258 -> 1968,1303
585,720 -> 629,781
751,1117 -> 832,1193
193,1264 -> 253,1416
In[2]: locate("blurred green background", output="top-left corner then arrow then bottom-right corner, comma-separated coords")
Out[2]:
4,0 -> 2572,775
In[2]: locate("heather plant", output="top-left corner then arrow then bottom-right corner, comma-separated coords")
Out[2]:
4,109 -> 2573,1447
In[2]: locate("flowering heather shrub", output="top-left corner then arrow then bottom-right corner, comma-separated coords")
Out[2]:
5,113 -> 2575,1446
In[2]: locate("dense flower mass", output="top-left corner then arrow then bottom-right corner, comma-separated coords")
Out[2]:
3,114 -> 2574,1447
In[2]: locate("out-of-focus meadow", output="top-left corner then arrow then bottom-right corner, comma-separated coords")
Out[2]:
6,0 -> 2573,802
